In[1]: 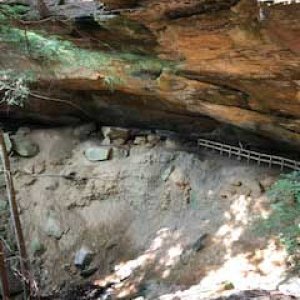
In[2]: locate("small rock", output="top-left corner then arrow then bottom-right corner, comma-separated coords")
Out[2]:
44,213 -> 64,239
30,238 -> 45,255
84,147 -> 111,161
133,136 -> 147,145
102,126 -> 130,141
112,138 -> 126,146
112,147 -> 129,160
13,136 -> 39,158
147,134 -> 160,145
74,246 -> 93,270
74,123 -> 96,138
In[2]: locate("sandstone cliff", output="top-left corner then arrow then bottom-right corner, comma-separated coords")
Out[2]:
0,0 -> 299,148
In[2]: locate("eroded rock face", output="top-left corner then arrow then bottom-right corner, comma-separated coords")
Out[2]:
0,0 -> 299,148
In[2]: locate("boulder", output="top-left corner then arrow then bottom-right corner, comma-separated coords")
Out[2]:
84,147 -> 111,161
13,136 -> 39,158
44,213 -> 64,239
102,127 -> 130,142
74,246 -> 93,270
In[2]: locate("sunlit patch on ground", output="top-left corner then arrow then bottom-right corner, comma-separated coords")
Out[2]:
91,187 -> 290,299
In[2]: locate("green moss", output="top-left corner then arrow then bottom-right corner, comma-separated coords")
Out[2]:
0,24 -> 176,91
0,4 -> 29,21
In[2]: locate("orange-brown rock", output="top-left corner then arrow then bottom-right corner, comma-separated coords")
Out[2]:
0,0 -> 299,149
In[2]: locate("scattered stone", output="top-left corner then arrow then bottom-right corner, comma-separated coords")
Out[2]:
133,136 -> 147,145
147,134 -> 160,145
161,165 -> 175,181
84,147 -> 111,161
112,138 -> 126,146
44,213 -> 64,239
74,246 -> 93,270
30,238 -> 45,255
13,136 -> 39,158
112,147 -> 129,160
102,126 -> 130,141
73,123 -> 96,138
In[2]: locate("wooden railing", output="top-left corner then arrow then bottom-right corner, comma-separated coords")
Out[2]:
198,138 -> 300,171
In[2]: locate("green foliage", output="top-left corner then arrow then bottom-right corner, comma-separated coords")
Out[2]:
256,171 -> 300,268
0,70 -> 30,107
0,4 -> 29,21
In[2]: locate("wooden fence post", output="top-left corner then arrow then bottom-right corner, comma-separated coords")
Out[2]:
0,240 -> 10,300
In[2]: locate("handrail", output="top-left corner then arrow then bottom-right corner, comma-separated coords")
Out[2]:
198,138 -> 300,171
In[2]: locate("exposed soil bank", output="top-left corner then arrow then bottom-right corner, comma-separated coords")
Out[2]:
3,125 -> 298,299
